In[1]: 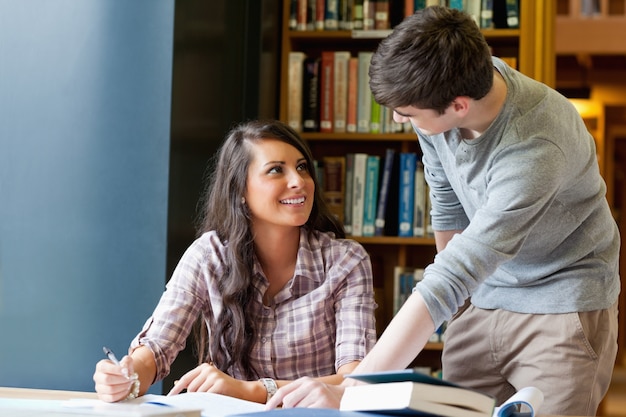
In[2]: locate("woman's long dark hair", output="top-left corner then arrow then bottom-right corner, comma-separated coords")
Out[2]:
194,119 -> 344,379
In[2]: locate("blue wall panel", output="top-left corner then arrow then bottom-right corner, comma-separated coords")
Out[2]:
0,0 -> 174,392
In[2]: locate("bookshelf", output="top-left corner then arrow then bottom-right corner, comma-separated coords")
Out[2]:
278,1 -> 555,369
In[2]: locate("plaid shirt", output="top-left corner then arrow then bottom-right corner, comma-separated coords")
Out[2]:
131,227 -> 377,382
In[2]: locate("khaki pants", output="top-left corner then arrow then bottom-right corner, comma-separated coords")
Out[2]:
442,301 -> 619,416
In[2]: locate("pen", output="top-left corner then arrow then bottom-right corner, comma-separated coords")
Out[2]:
103,346 -> 120,365
102,346 -> 140,399
103,346 -> 130,378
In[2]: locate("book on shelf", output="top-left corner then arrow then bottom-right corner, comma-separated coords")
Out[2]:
398,152 -> 417,237
356,51 -> 372,133
493,0 -> 519,29
320,51 -> 335,133
315,0 -> 325,30
374,0 -> 390,29
333,51 -> 351,133
288,0 -> 298,30
481,0 -> 494,28
413,158 -> 426,237
370,97 -> 381,133
346,56 -> 359,133
322,155 -> 346,223
287,51 -> 305,132
374,148 -> 395,236
425,182 -> 434,237
339,0 -> 354,30
362,0 -> 375,30
340,369 -> 496,417
296,0 -> 308,31
344,153 -> 355,234
324,0 -> 339,30
306,0 -> 316,30
448,0 -> 464,10
302,56 -> 321,132
464,0 -> 482,27
352,0 -> 364,29
350,153 -> 368,237
362,154 -> 380,236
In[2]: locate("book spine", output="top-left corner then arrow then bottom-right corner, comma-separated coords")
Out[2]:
320,51 -> 334,133
333,51 -> 351,133
480,0 -> 494,28
425,183 -> 433,237
353,0 -> 364,29
374,0 -> 389,29
356,51 -> 372,133
412,158 -> 426,237
287,51 -> 305,132
362,0 -> 375,30
350,153 -> 368,236
414,0 -> 427,11
325,0 -> 339,29
362,154 -> 380,237
346,56 -> 359,133
370,96 -> 381,133
448,0 -> 464,10
302,57 -> 320,132
397,152 -> 416,237
306,0 -> 316,30
316,0 -> 326,30
464,0 -> 482,27
344,153 -> 355,234
322,156 -> 346,223
405,0 -> 414,17
297,0 -> 308,31
492,0 -> 519,28
374,148 -> 395,236
289,0 -> 298,30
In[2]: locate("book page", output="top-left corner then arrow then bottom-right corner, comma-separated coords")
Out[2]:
493,386 -> 544,417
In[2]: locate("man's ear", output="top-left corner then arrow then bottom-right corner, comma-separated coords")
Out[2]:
451,97 -> 471,115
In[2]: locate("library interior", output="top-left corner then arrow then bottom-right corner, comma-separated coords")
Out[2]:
1,1 -> 625,416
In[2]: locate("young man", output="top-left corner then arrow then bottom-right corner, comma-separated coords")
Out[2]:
267,6 -> 620,416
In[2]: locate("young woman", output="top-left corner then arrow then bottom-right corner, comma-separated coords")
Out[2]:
93,120 -> 377,403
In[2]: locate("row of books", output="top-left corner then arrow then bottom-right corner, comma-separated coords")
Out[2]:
318,149 -> 433,238
288,0 -> 397,31
288,0 -> 520,32
288,50 -> 413,134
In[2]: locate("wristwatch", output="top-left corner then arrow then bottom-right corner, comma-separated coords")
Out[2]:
259,378 -> 277,403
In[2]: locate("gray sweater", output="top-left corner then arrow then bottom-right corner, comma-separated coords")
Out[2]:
415,57 -> 621,328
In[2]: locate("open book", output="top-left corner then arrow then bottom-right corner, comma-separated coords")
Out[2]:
340,369 -> 543,417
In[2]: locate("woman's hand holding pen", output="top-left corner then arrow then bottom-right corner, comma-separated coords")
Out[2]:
93,347 -> 140,403
168,362 -> 266,403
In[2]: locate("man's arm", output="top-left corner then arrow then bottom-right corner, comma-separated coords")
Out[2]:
267,291 -> 436,409
434,229 -> 462,252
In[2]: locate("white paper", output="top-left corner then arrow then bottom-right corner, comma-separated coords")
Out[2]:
134,392 -> 265,417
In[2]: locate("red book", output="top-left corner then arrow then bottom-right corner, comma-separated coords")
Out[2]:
319,51 -> 334,133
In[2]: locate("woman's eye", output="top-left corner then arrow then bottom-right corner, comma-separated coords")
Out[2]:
297,162 -> 308,171
268,166 -> 282,174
